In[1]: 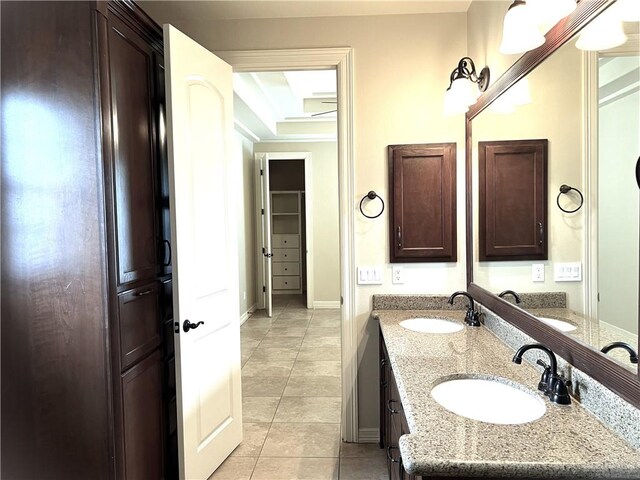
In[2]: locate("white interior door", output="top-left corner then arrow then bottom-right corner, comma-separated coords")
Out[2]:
258,154 -> 274,316
164,25 -> 242,480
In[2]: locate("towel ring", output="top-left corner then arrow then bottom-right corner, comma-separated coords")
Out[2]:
359,191 -> 385,219
556,184 -> 583,214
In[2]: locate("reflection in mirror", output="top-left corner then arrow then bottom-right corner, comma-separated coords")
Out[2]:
472,33 -> 639,373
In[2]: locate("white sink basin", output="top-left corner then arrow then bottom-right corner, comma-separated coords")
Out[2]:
431,375 -> 546,425
537,317 -> 576,332
399,318 -> 463,334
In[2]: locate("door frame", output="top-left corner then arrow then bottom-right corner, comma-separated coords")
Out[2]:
218,47 -> 358,442
255,152 -> 315,310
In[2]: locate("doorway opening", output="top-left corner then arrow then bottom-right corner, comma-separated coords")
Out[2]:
218,47 -> 358,442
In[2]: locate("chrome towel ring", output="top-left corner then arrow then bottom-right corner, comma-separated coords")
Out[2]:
359,191 -> 385,219
556,184 -> 583,214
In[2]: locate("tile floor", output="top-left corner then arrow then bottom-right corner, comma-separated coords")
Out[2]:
209,295 -> 388,480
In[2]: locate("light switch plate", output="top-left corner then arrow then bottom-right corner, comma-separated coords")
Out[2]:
554,262 -> 582,282
357,266 -> 383,285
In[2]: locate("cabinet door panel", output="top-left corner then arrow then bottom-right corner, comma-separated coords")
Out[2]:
121,351 -> 164,480
118,282 -> 161,370
389,144 -> 457,262
479,139 -> 548,260
109,14 -> 158,286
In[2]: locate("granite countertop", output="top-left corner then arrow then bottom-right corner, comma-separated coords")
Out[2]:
375,309 -> 640,479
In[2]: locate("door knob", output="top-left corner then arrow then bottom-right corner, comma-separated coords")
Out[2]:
183,319 -> 204,332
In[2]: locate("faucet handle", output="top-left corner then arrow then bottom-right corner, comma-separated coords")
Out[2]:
549,375 -> 572,405
536,359 -> 552,393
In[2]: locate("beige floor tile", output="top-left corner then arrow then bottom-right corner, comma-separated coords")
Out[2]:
304,327 -> 340,337
240,329 -> 270,341
230,423 -> 270,457
338,456 -> 388,480
277,311 -> 314,320
207,456 -> 257,480
261,423 -> 341,457
241,338 -> 261,351
241,350 -> 253,367
258,336 -> 304,349
296,347 -> 341,361
272,317 -> 311,327
290,361 -> 341,377
242,358 -> 294,377
248,347 -> 300,362
264,327 -> 308,337
251,457 -> 338,480
273,397 -> 341,423
242,376 -> 288,397
301,336 -> 341,348
242,397 -> 280,423
308,317 -> 341,327
340,442 -> 385,458
283,376 -> 341,397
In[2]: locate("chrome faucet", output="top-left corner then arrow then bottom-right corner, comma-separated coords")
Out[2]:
447,291 -> 481,327
512,343 -> 571,405
601,342 -> 638,364
498,289 -> 522,304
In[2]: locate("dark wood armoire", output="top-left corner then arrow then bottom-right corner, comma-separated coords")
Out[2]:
1,1 -> 177,478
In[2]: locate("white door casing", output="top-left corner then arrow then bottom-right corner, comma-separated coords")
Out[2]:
217,48 -> 357,441
164,25 -> 242,479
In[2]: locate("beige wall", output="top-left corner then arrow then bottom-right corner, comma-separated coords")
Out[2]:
471,41 -> 585,312
235,132 -> 258,317
147,8 -> 469,432
254,142 -> 340,304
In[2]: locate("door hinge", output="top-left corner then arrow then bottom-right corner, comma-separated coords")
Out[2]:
262,247 -> 265,254
340,296 -> 344,305
261,208 -> 264,215
597,293 -> 600,302
263,285 -> 266,293
260,169 -> 263,175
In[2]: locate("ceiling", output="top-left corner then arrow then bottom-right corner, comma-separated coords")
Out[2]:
140,0 -> 474,143
140,1 -> 472,23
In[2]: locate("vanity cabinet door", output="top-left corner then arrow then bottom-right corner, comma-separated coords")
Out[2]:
389,143 -> 457,263
479,139 -> 548,261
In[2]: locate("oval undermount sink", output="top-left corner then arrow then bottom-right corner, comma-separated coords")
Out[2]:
399,318 -> 463,334
431,375 -> 546,425
537,317 -> 577,332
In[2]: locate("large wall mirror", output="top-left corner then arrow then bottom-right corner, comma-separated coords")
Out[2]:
466,0 -> 640,407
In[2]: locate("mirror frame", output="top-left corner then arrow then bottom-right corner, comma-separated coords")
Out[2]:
465,0 -> 640,409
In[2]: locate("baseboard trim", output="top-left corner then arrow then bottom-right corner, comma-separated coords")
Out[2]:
357,428 -> 379,444
313,300 -> 341,309
239,303 -> 257,326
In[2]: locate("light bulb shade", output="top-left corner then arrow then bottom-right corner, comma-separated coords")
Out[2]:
576,8 -> 627,51
500,1 -> 546,55
444,78 -> 477,116
615,0 -> 640,22
489,78 -> 532,114
527,0 -> 577,33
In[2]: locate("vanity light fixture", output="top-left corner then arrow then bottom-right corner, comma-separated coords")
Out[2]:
616,0 -> 640,22
499,0 -> 545,55
575,5 -> 627,51
444,57 -> 490,116
527,0 -> 577,33
488,77 -> 532,114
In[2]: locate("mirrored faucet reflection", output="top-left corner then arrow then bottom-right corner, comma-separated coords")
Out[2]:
498,289 -> 522,304
447,291 -> 481,327
512,343 -> 572,405
601,342 -> 638,364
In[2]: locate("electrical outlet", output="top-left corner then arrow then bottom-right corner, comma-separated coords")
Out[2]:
532,264 -> 545,282
392,266 -> 404,284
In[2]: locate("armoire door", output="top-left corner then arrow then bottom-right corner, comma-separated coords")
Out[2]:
108,12 -> 159,287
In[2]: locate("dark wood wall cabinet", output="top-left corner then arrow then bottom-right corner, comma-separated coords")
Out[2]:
1,1 -> 176,478
389,143 -> 457,263
478,139 -> 548,261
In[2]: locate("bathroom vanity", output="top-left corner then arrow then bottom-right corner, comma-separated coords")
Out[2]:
375,300 -> 640,479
